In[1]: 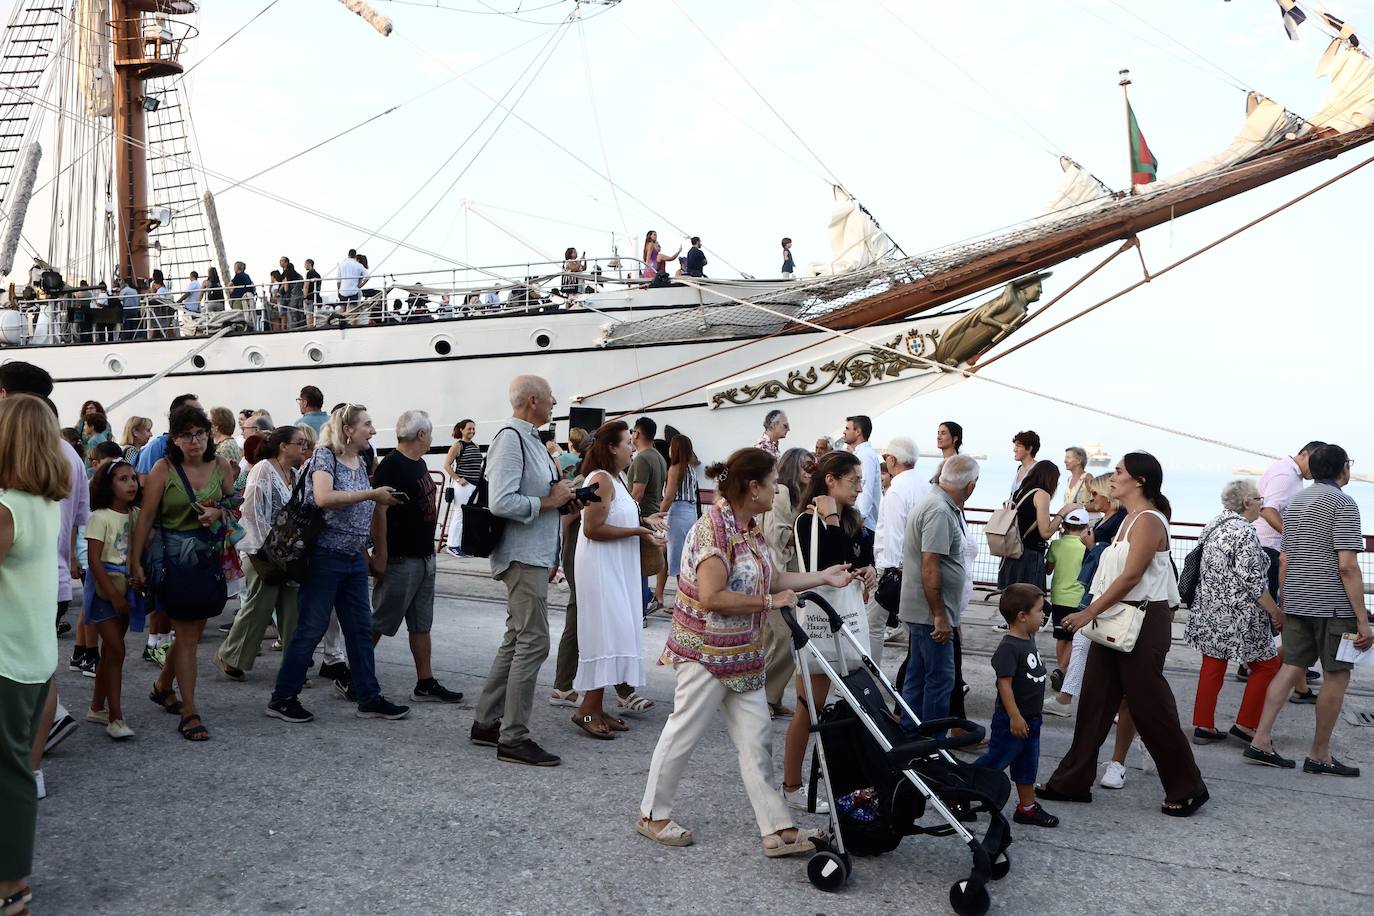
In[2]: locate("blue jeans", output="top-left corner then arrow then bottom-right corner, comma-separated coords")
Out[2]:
900,623 -> 954,736
272,547 -> 380,705
975,710 -> 1042,786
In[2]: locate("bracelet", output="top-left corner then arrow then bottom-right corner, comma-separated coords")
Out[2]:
764,592 -> 773,613
823,512 -> 839,521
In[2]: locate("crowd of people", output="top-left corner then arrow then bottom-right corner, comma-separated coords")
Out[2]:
2,361 -> 1370,913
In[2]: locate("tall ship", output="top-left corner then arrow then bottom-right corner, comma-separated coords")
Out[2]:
2,1 -> 1373,461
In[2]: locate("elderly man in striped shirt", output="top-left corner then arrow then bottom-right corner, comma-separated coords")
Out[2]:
1246,444 -> 1373,777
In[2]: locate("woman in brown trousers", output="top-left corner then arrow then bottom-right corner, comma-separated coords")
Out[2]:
1037,452 -> 1209,817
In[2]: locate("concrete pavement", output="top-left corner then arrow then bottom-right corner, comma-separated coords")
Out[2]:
31,556 -> 1374,915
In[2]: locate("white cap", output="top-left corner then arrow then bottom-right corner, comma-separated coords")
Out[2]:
1064,507 -> 1092,526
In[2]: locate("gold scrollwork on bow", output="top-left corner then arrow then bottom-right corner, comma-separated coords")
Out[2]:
710,330 -> 941,408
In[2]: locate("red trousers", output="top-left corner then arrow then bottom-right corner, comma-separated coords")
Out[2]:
1193,654 -> 1280,730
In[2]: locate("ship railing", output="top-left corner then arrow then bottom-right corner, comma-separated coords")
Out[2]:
111,15 -> 199,72
0,256 -> 675,345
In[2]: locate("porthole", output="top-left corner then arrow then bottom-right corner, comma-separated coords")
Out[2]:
431,334 -> 453,356
104,354 -> 125,375
243,347 -> 266,368
303,342 -> 325,364
191,354 -> 206,369
531,328 -> 553,350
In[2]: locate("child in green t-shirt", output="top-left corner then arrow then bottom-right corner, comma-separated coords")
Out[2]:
1044,508 -> 1092,687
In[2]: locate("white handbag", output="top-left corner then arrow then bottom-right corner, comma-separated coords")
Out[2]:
1081,599 -> 1149,653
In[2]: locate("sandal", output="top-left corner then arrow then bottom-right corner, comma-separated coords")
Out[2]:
571,714 -> 614,740
600,715 -> 629,732
636,816 -> 693,847
1161,790 -> 1209,818
616,692 -> 655,714
769,702 -> 793,719
178,714 -> 210,742
549,688 -> 580,708
762,827 -> 821,858
216,656 -> 246,682
2,889 -> 30,916
149,685 -> 182,716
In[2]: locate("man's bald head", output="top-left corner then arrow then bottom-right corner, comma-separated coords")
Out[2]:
509,374 -> 555,426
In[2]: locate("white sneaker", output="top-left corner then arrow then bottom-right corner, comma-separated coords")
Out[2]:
1099,760 -> 1126,790
783,784 -> 830,814
106,719 -> 135,740
883,625 -> 906,646
1132,737 -> 1156,773
33,768 -> 46,800
1043,696 -> 1074,718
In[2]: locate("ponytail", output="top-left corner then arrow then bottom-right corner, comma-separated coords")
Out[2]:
1122,451 -> 1170,520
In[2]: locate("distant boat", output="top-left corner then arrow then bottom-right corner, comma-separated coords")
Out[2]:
1086,444 -> 1112,468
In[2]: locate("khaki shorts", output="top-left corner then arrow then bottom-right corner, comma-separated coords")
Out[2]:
1282,614 -> 1358,673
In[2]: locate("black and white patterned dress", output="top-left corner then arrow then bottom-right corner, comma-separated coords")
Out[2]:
1184,511 -> 1276,661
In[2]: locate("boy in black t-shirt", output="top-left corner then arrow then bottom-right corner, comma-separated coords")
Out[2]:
975,583 -> 1059,828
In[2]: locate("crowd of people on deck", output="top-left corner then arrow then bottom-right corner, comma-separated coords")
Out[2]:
7,233 -> 801,348
2,360 -> 1370,914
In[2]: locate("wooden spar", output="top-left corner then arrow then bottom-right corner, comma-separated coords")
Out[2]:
806,121 -> 1374,333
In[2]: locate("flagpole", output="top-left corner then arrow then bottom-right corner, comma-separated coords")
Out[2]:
1120,68 -> 1135,196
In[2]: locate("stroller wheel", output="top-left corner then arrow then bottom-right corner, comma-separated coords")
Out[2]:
806,850 -> 850,892
948,879 -> 990,916
990,851 -> 1010,880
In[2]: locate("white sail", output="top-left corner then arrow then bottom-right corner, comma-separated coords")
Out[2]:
820,186 -> 891,275
78,0 -> 113,118
1138,93 -> 1303,193
1031,156 -> 1114,225
1310,39 -> 1374,133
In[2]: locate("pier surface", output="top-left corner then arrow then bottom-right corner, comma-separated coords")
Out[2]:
34,557 -> 1373,915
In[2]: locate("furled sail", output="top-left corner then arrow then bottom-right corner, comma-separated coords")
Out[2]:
820,186 -> 893,275
0,143 -> 41,276
1138,92 -> 1304,192
1031,156 -> 1114,225
78,0 -> 113,118
1310,38 -> 1374,132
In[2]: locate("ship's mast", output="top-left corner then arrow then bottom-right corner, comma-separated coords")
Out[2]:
109,1 -> 196,283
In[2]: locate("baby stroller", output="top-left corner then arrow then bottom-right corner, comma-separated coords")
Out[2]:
782,592 -> 1013,916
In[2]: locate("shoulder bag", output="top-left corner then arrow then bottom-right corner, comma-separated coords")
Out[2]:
1081,511 -> 1167,653
985,489 -> 1039,559
460,427 -> 524,558
157,461 -> 229,616
253,459 -> 328,585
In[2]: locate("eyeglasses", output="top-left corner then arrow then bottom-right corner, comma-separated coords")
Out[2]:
176,430 -> 208,442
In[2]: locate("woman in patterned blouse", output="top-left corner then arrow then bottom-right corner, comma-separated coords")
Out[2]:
637,447 -> 855,856
1186,479 -> 1283,744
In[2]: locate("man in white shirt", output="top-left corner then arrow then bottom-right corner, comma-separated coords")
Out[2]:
336,248 -> 369,310
843,414 -> 882,533
1255,441 -> 1325,589
179,271 -> 203,315
869,436 -> 929,663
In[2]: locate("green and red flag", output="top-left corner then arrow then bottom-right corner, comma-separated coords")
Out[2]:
1127,101 -> 1157,186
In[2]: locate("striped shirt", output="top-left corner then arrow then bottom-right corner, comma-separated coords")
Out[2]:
1279,481 -> 1363,618
454,441 -> 483,481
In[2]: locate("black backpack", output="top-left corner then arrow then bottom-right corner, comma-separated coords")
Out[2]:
1178,517 -> 1235,607
460,428 -> 525,558
253,458 -> 328,585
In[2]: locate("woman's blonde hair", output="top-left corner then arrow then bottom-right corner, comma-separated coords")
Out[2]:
319,404 -> 367,456
296,423 -> 317,450
208,406 -> 236,437
0,394 -> 71,501
120,415 -> 152,446
1087,471 -> 1120,510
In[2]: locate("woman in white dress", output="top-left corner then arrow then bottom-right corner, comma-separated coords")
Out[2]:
779,450 -> 875,810
572,420 -> 664,739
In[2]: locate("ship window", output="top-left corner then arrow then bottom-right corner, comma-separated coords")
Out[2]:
191,355 -> 206,369
305,345 -> 324,364
534,333 -> 551,349
104,355 -> 124,375
245,349 -> 265,368
431,336 -> 453,356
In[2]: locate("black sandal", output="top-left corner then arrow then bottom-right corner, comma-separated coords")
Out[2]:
1161,790 -> 1209,818
149,685 -> 182,715
571,714 -> 614,740
600,715 -> 629,733
178,714 -> 210,742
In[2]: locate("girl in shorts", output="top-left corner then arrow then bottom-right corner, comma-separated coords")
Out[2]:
84,459 -> 143,740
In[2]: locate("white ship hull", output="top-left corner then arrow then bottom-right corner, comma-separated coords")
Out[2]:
23,296 -> 970,462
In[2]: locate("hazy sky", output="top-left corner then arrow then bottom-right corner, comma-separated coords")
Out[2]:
11,0 -> 1374,478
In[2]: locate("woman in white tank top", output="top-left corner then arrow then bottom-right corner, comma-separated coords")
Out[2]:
1038,453 -> 1208,818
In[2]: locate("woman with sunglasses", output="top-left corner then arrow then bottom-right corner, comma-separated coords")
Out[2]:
780,450 -> 876,812
130,405 -> 241,742
216,427 -> 312,680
